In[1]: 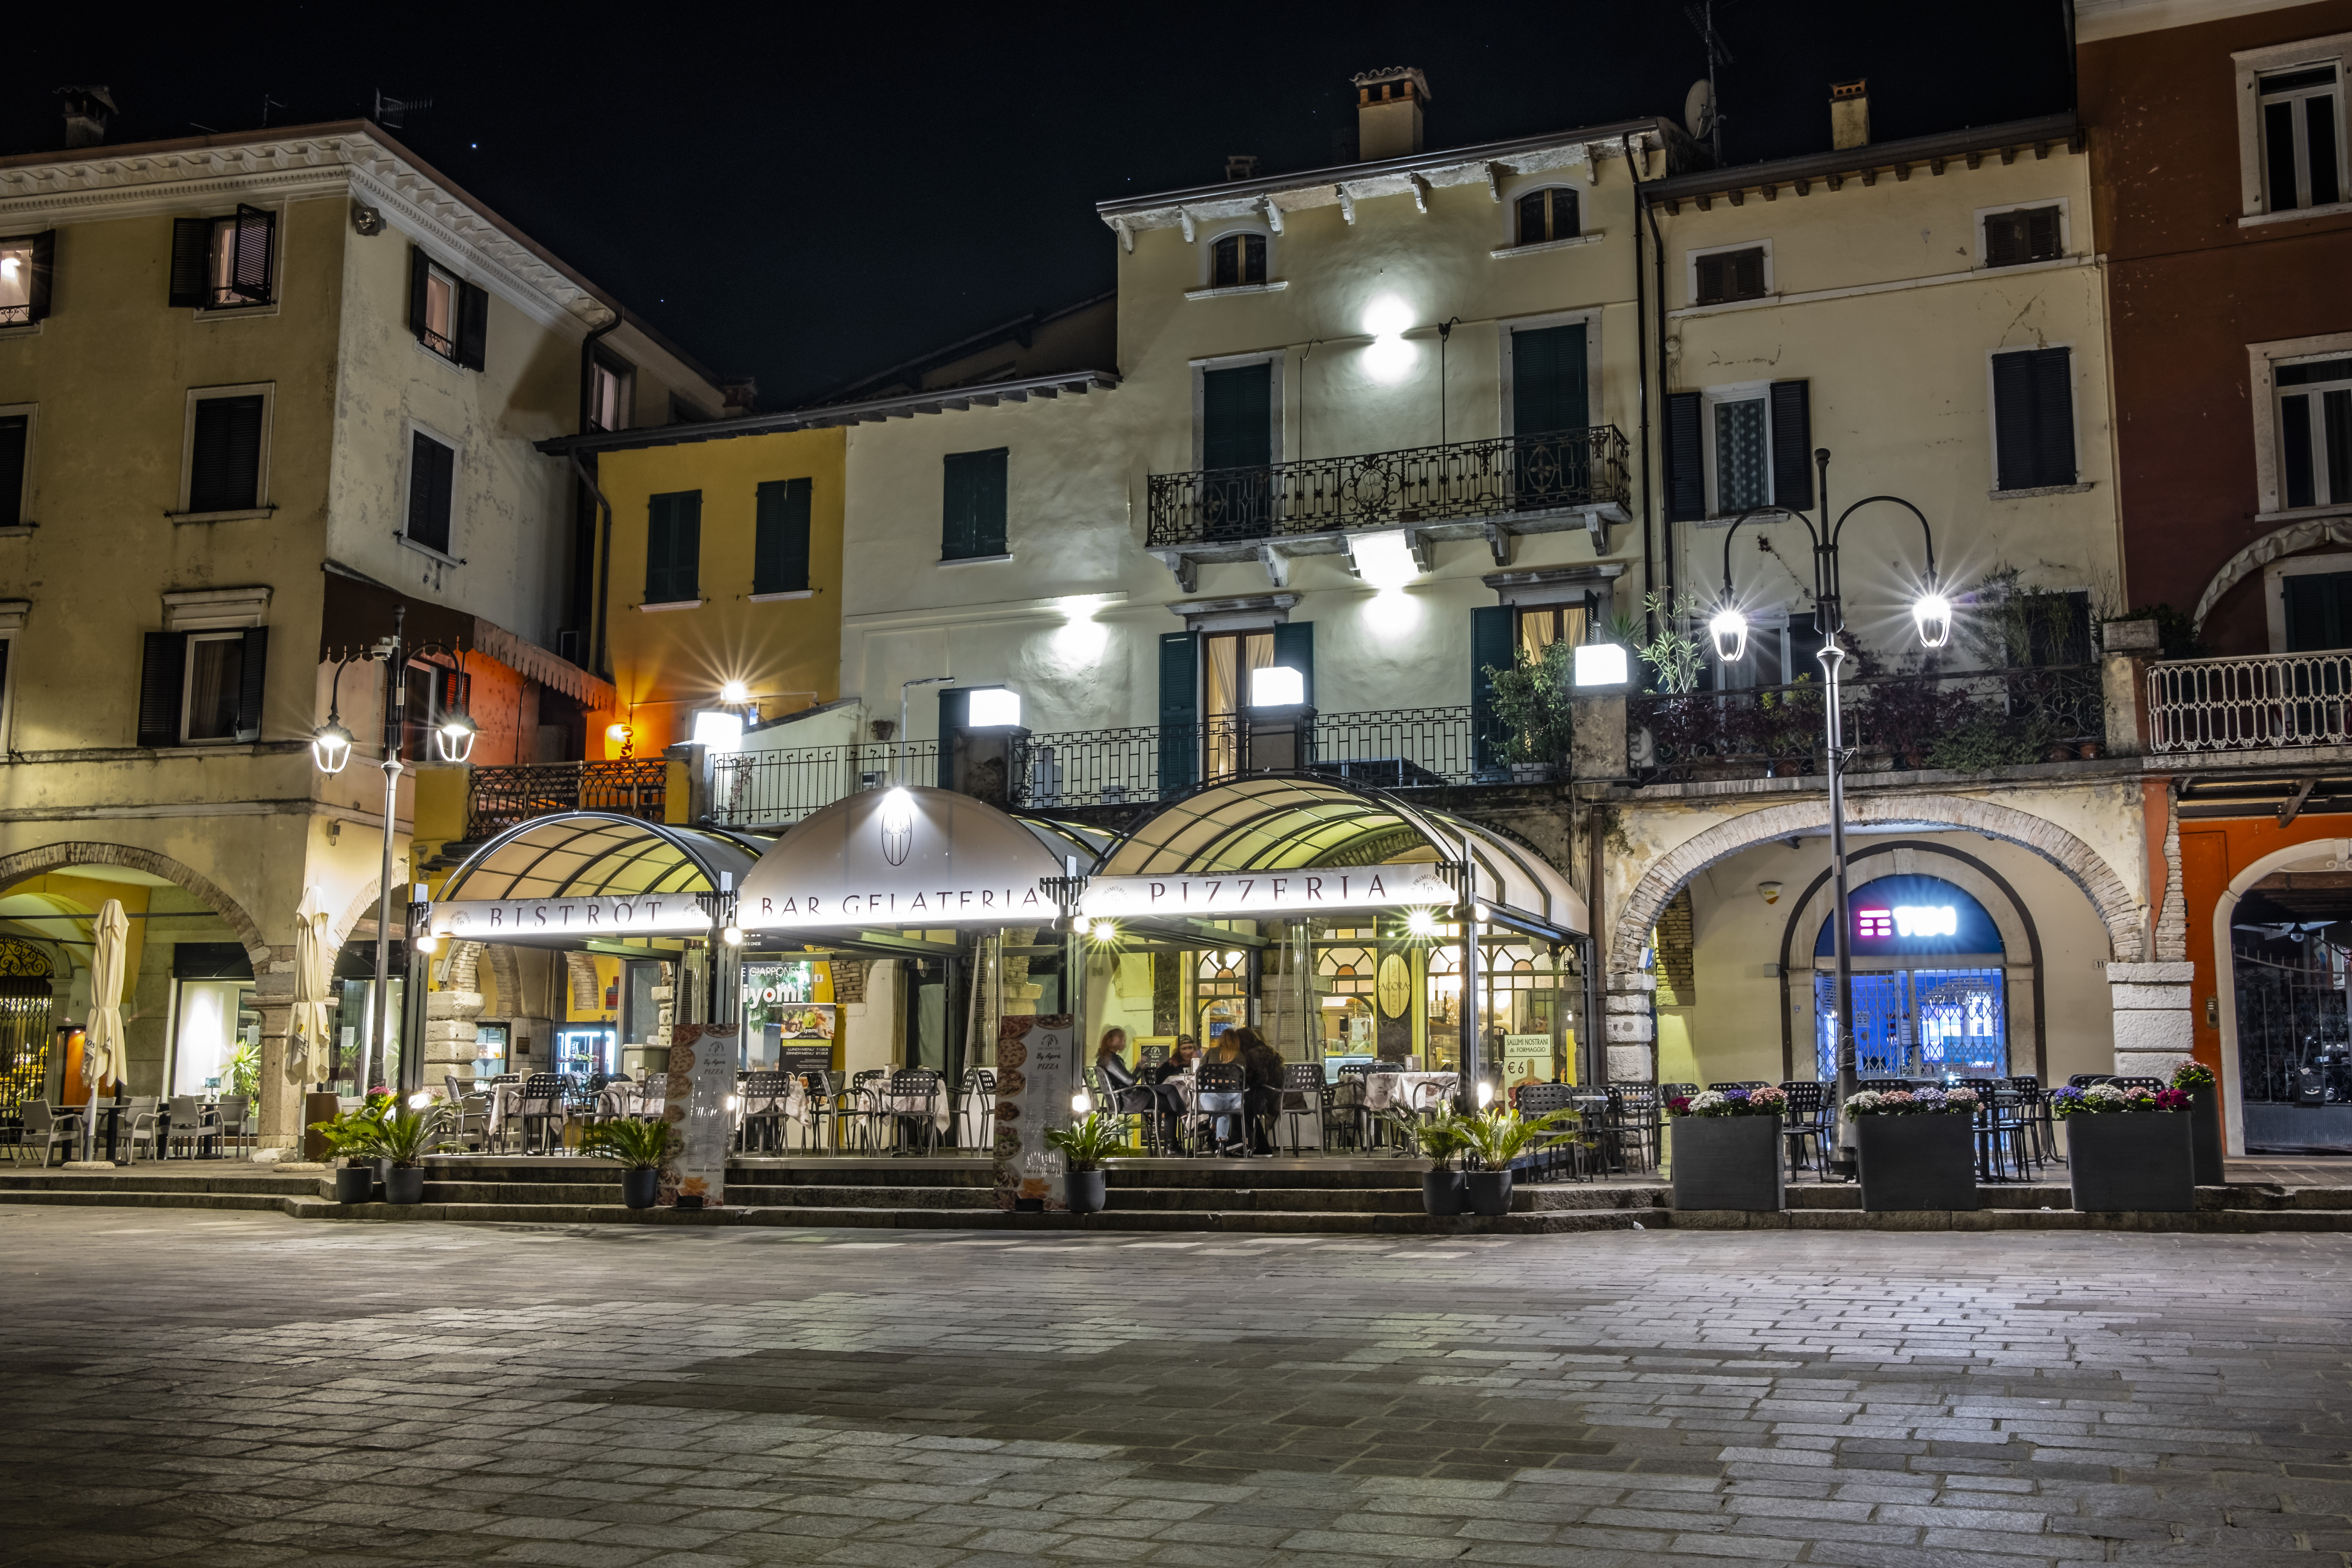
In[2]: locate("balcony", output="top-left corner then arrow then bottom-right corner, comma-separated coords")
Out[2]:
1145,426 -> 1631,590
2148,651 -> 2352,753
464,760 -> 667,840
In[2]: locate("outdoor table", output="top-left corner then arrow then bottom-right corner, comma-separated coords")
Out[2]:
1364,1071 -> 1458,1113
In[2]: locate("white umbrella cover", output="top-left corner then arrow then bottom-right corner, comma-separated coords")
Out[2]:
83,898 -> 129,1092
291,886 -> 332,1082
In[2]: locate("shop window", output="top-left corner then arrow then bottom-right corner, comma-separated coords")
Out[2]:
2278,355 -> 2352,510
137,626 -> 267,748
407,246 -> 488,370
1991,346 -> 2078,492
167,207 -> 274,310
1209,232 -> 1267,287
0,231 -> 55,326
1515,187 -> 1579,245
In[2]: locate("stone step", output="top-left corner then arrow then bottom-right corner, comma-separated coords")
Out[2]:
0,1171 -> 318,1196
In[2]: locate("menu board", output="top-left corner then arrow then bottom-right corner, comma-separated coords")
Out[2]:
661,1022 -> 738,1208
993,1014 -> 1075,1211
1503,1033 -> 1554,1088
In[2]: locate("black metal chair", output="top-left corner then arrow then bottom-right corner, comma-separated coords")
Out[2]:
738,1070 -> 792,1154
886,1068 -> 944,1154
847,1068 -> 889,1152
1194,1063 -> 1248,1154
1278,1063 -> 1327,1155
2067,1073 -> 2116,1087
2006,1076 -> 2054,1168
2109,1076 -> 2169,1094
1776,1081 -> 1830,1179
1331,1062 -> 1376,1151
1096,1056 -> 1164,1154
1512,1082 -> 1583,1182
1707,1080 -> 1769,1092
1660,1081 -> 1701,1103
515,1073 -> 566,1155
952,1068 -> 994,1152
1608,1084 -> 1662,1174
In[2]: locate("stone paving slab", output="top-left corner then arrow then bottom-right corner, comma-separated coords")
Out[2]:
6,1208 -> 2352,1565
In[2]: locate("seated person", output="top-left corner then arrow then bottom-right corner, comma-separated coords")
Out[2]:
1231,1025 -> 1286,1156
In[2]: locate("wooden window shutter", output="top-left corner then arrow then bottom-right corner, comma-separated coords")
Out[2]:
1518,190 -> 1548,245
644,491 -> 701,602
24,231 -> 54,322
942,450 -> 1007,558
973,449 -> 1007,556
1994,348 -> 2076,490
1664,391 -> 1705,521
1693,251 -> 1726,305
2029,348 -> 2076,486
1552,188 -> 1578,237
940,453 -> 974,559
2025,205 -> 2061,260
935,686 -> 971,788
188,395 -> 264,513
455,282 -> 490,371
229,206 -> 273,303
234,626 -> 269,742
1243,234 -> 1266,284
1201,366 -> 1273,470
0,415 -> 26,528
1984,211 -> 2022,268
167,218 -> 211,307
1470,605 -> 1515,773
1730,247 -> 1766,298
138,631 -> 188,748
407,433 -> 454,553
1272,620 -> 1314,707
1158,631 -> 1200,797
1769,381 -> 1813,510
408,246 -> 431,340
754,478 -> 813,595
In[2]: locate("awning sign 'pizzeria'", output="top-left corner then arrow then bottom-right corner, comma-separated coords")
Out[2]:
1076,869 -> 1456,920
428,896 -> 712,939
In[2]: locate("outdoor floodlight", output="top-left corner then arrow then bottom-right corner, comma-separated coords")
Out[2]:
1072,1089 -> 1093,1115
1912,584 -> 1954,649
1250,665 -> 1306,707
434,709 -> 477,764
690,709 -> 744,752
967,686 -> 1022,728
1406,908 -> 1439,938
311,718 -> 354,774
720,679 -> 752,704
721,924 -> 745,946
1710,607 -> 1749,664
1088,918 -> 1118,943
1572,642 -> 1629,687
414,932 -> 440,955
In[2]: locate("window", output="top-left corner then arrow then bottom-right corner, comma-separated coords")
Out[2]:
941,448 -> 1009,561
407,247 -> 488,370
753,478 -> 812,596
1510,322 -> 1588,435
1515,187 -> 1579,245
2286,570 -> 2352,651
0,232 -> 55,326
2262,62 -> 2344,212
1982,204 -> 2063,267
644,491 -> 702,604
136,627 -> 268,748
167,207 -> 274,310
183,390 -> 267,514
1209,233 -> 1266,288
1691,244 -> 1768,306
589,355 -> 633,432
1665,380 -> 1813,521
1991,347 -> 2078,491
406,431 -> 456,555
0,412 -> 26,527
2279,356 -> 2352,509
401,661 -> 469,760
1514,602 -> 1588,664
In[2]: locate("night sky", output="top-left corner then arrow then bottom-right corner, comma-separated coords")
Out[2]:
10,2 -> 2073,405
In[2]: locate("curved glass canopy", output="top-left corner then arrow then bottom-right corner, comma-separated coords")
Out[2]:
438,813 -> 775,906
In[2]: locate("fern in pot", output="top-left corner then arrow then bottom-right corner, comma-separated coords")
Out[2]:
1459,1108 -> 1575,1217
583,1118 -> 672,1209
1043,1112 -> 1128,1215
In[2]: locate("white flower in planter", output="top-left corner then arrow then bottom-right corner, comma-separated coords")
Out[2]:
1688,1090 -> 1728,1113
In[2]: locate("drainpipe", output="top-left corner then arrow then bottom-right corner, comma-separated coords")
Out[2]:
1622,133 -> 1655,636
577,307 -> 625,679
1638,135 -> 1676,634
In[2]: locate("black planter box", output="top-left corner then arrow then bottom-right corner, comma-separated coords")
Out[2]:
2067,1112 -> 2193,1212
2185,1085 -> 2224,1186
1857,1114 -> 1978,1211
1671,1115 -> 1785,1211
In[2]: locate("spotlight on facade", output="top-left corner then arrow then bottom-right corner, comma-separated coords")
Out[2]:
721,924 -> 745,946
1709,607 -> 1749,664
1087,918 -> 1118,943
414,932 -> 440,955
310,718 -> 355,775
1912,585 -> 1954,649
1406,908 -> 1439,938
1572,642 -> 1629,688
967,686 -> 1023,728
1072,1088 -> 1093,1114
720,679 -> 752,705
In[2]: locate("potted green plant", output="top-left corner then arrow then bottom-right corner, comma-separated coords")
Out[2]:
583,1117 -> 672,1209
1666,1086 -> 1787,1212
1482,638 -> 1576,782
2053,1082 -> 2194,1212
1043,1112 -> 1128,1215
1846,1087 -> 1981,1211
308,1108 -> 381,1205
372,1107 -> 447,1205
2170,1059 -> 2223,1185
1459,1108 -> 1574,1217
1377,1107 -> 1471,1214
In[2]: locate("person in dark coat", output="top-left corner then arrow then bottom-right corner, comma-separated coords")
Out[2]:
1230,1026 -> 1285,1156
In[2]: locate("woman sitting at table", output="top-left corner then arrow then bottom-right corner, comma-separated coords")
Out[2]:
1146,1036 -> 1198,1084
1228,1025 -> 1285,1156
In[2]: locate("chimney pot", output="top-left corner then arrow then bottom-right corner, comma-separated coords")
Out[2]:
55,85 -> 117,149
1349,67 -> 1430,161
1225,154 -> 1261,182
1829,79 -> 1869,151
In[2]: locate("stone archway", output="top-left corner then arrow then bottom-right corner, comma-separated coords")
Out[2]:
0,841 -> 269,968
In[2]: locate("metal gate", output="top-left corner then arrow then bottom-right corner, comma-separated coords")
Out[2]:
2234,937 -> 2350,1104
0,938 -> 56,1138
1815,966 -> 2007,1081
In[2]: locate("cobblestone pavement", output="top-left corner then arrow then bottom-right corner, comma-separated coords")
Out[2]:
7,1210 -> 2352,1567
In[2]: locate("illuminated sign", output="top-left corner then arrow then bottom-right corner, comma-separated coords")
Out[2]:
1893,905 -> 1958,938
429,896 -> 710,939
1077,869 -> 1457,920
1856,908 -> 1892,939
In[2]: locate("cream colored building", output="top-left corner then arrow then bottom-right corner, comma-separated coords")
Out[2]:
0,118 -> 724,1146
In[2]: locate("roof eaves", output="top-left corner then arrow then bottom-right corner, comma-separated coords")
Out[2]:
1637,113 -> 2083,204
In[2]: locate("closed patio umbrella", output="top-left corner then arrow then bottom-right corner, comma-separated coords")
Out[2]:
291,886 -> 331,1084
81,898 -> 129,1162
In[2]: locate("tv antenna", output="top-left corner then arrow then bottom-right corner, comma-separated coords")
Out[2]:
373,90 -> 434,130
260,94 -> 286,128
1684,0 -> 1736,166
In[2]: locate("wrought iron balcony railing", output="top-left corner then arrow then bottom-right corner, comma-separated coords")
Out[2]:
708,740 -> 939,828
2148,651 -> 2352,753
1145,425 -> 1631,549
465,760 -> 668,839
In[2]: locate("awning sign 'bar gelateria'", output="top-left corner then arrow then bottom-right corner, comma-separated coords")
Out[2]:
1077,869 -> 1457,919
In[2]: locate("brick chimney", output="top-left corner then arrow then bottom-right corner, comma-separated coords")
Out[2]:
1829,79 -> 1870,151
1351,68 -> 1429,161
57,85 -> 116,149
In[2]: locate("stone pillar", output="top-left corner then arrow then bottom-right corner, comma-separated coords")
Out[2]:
253,939 -> 300,1150
1571,689 -> 1631,782
2101,617 -> 2160,756
1605,970 -> 1656,1082
423,988 -> 486,1091
2108,961 -> 2194,1079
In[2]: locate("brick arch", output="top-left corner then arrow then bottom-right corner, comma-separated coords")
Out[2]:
0,841 -> 269,970
481,942 -> 524,1012
1607,793 -> 2143,976
333,882 -> 390,954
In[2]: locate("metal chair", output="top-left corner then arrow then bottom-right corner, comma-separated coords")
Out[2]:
1331,1063 -> 1375,1151
1706,1081 -> 1769,1092
18,1102 -> 81,1166
515,1073 -> 566,1155
1194,1062 -> 1248,1154
1512,1082 -> 1583,1182
739,1070 -> 792,1154
2110,1076 -> 2169,1094
1607,1085 -> 1661,1175
2067,1073 -> 2116,1087
847,1069 -> 890,1152
952,1068 -> 994,1152
1776,1081 -> 1830,1179
116,1097 -> 161,1163
164,1096 -> 213,1159
2006,1076 -> 2054,1168
1660,1082 -> 1701,1104
212,1095 -> 252,1161
1277,1063 -> 1327,1155
887,1068 -> 944,1154
447,1093 -> 493,1152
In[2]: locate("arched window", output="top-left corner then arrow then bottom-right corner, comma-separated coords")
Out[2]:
1516,187 -> 1579,245
1209,232 -> 1267,288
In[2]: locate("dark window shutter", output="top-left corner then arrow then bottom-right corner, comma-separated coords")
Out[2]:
1201,366 -> 1273,470
1158,631 -> 1200,797
645,491 -> 701,602
1471,605 -> 1515,773
2312,95 -> 2343,207
940,455 -> 973,559
1512,324 -> 1588,435
0,415 -> 26,528
25,230 -> 54,322
455,282 -> 489,372
972,449 -> 1007,555
1984,211 -> 2024,267
1769,381 -> 1813,511
1693,252 -> 1725,306
935,686 -> 972,788
229,206 -> 273,303
1518,191 -> 1547,245
1730,247 -> 1766,298
1210,236 -> 1234,288
1664,391 -> 1705,521
407,433 -> 454,553
138,631 -> 188,748
168,217 -> 210,307
2026,205 -> 2062,260
188,395 -> 264,513
2030,348 -> 2076,486
2288,572 -> 2352,652
942,449 -> 1008,559
1994,348 -> 2077,490
2284,393 -> 2317,510
407,246 -> 431,340
234,626 -> 269,742
754,477 -> 813,594
1272,620 -> 1314,707
1551,187 -> 1578,237
1243,234 -> 1266,283
2327,389 -> 2352,506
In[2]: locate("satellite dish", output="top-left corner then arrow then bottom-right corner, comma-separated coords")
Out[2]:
1684,79 -> 1713,141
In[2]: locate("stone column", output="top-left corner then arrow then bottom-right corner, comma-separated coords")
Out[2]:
2108,961 -> 2195,1079
423,988 -> 486,1091
252,939 -> 301,1150
2101,617 -> 2159,756
1604,970 -> 1656,1082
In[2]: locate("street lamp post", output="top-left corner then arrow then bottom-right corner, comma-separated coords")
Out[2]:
1707,449 -> 1949,1177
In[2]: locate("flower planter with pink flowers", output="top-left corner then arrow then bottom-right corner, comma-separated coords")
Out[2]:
1846,1086 -> 1981,1212
1667,1086 -> 1788,1212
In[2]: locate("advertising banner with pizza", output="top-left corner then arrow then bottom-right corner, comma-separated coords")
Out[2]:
660,1022 -> 738,1208
992,1013 -> 1076,1211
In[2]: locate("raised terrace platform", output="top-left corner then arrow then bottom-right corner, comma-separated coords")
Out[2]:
8,1153 -> 2352,1231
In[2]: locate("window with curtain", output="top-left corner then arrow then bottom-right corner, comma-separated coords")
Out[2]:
1515,187 -> 1578,245
1713,397 -> 1770,513
1201,629 -> 1273,778
1515,603 -> 1587,664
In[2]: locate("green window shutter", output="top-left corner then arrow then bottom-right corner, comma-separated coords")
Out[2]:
234,626 -> 269,742
188,395 -> 264,513
138,631 -> 188,748
167,217 -> 210,307
1470,606 -> 1515,774
1511,324 -> 1588,435
942,449 -> 1008,559
1272,621 -> 1314,707
1664,391 -> 1705,521
1201,364 -> 1272,469
1993,348 -> 2076,491
1158,631 -> 1200,797
455,282 -> 490,372
0,415 -> 26,528
407,433 -> 454,554
228,206 -> 274,304
407,246 -> 431,340
1769,381 -> 1813,511
936,686 -> 972,788
754,478 -> 813,594
646,490 -> 702,603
